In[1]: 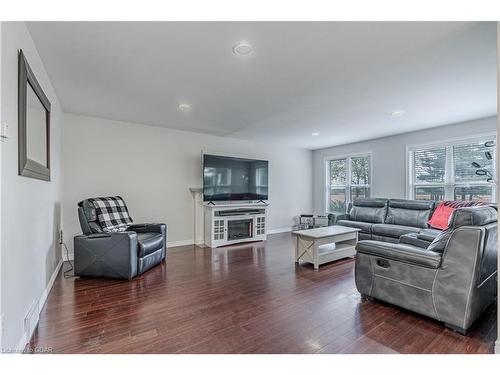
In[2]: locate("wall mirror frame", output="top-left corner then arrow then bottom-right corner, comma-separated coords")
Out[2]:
18,49 -> 51,181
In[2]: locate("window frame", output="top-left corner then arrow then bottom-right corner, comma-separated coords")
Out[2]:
324,152 -> 372,214
406,133 -> 497,202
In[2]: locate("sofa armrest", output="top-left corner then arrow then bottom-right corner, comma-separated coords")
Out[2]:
417,228 -> 441,242
356,240 -> 442,268
128,223 -> 167,260
399,233 -> 431,249
433,226 -> 486,330
74,231 -> 139,279
128,223 -> 166,235
328,213 -> 350,225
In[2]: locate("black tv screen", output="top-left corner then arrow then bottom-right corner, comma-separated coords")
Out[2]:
203,154 -> 269,202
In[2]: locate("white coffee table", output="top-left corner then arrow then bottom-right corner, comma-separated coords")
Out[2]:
293,225 -> 360,269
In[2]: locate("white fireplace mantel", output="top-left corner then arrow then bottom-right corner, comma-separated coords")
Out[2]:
189,187 -> 205,246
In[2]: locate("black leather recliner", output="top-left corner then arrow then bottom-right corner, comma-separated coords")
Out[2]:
74,199 -> 167,279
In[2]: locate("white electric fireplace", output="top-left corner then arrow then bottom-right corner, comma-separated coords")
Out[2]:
204,203 -> 267,247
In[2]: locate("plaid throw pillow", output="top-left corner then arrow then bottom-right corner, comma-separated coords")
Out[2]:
88,196 -> 133,232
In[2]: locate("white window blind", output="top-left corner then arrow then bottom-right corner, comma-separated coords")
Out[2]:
408,136 -> 496,202
413,148 -> 446,183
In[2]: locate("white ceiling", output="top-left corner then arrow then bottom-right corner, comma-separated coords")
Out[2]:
26,22 -> 497,150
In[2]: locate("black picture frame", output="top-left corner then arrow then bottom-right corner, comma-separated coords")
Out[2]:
18,49 -> 51,181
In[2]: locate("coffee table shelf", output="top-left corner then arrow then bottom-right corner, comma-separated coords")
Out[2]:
293,225 -> 360,269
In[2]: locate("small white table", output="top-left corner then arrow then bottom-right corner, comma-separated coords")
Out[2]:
293,225 -> 360,269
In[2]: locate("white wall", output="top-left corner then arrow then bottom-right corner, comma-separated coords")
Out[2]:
1,22 -> 62,350
62,113 -> 313,253
312,116 -> 497,214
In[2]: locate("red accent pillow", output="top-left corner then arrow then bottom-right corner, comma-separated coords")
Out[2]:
428,202 -> 454,230
428,201 -> 487,230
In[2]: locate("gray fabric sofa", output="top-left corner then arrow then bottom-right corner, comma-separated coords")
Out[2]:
354,205 -> 498,334
332,198 -> 438,243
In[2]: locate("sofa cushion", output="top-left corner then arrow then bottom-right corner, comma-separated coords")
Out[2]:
78,200 -> 103,233
137,232 -> 164,257
337,220 -> 373,233
448,205 -> 497,228
349,198 -> 388,224
371,223 -> 420,238
399,233 -> 431,249
371,234 -> 399,243
427,228 -> 451,254
328,213 -> 350,225
352,197 -> 389,208
80,199 -> 98,222
388,199 -> 435,211
428,206 -> 498,253
385,199 -> 435,228
358,232 -> 371,241
417,228 -> 441,242
356,240 -> 442,268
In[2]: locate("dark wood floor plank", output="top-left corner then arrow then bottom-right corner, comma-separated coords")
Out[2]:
29,233 -> 496,354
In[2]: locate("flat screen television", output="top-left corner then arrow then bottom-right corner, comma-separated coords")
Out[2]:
203,154 -> 269,202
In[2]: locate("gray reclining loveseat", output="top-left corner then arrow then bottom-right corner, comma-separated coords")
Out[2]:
354,205 -> 497,334
331,198 -> 438,243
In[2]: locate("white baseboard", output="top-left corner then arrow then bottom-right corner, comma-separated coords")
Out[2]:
15,259 -> 63,353
63,249 -> 74,261
495,340 -> 500,354
38,259 -> 63,313
167,239 -> 194,247
267,227 -> 292,235
65,230 -> 292,256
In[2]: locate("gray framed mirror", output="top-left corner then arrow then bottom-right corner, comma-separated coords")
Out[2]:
18,49 -> 51,181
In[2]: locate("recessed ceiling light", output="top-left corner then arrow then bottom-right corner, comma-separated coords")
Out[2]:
390,110 -> 406,117
312,132 -> 320,136
178,103 -> 191,111
232,42 -> 253,56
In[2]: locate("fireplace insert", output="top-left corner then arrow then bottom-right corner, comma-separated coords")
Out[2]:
227,219 -> 253,241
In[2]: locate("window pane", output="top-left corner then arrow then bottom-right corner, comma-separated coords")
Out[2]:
329,188 -> 346,212
414,186 -> 445,201
454,186 -> 492,202
454,140 -> 495,183
351,156 -> 370,185
350,186 -> 370,199
413,148 -> 446,183
329,159 -> 347,185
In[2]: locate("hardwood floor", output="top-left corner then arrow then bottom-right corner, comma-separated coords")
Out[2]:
29,233 -> 497,354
